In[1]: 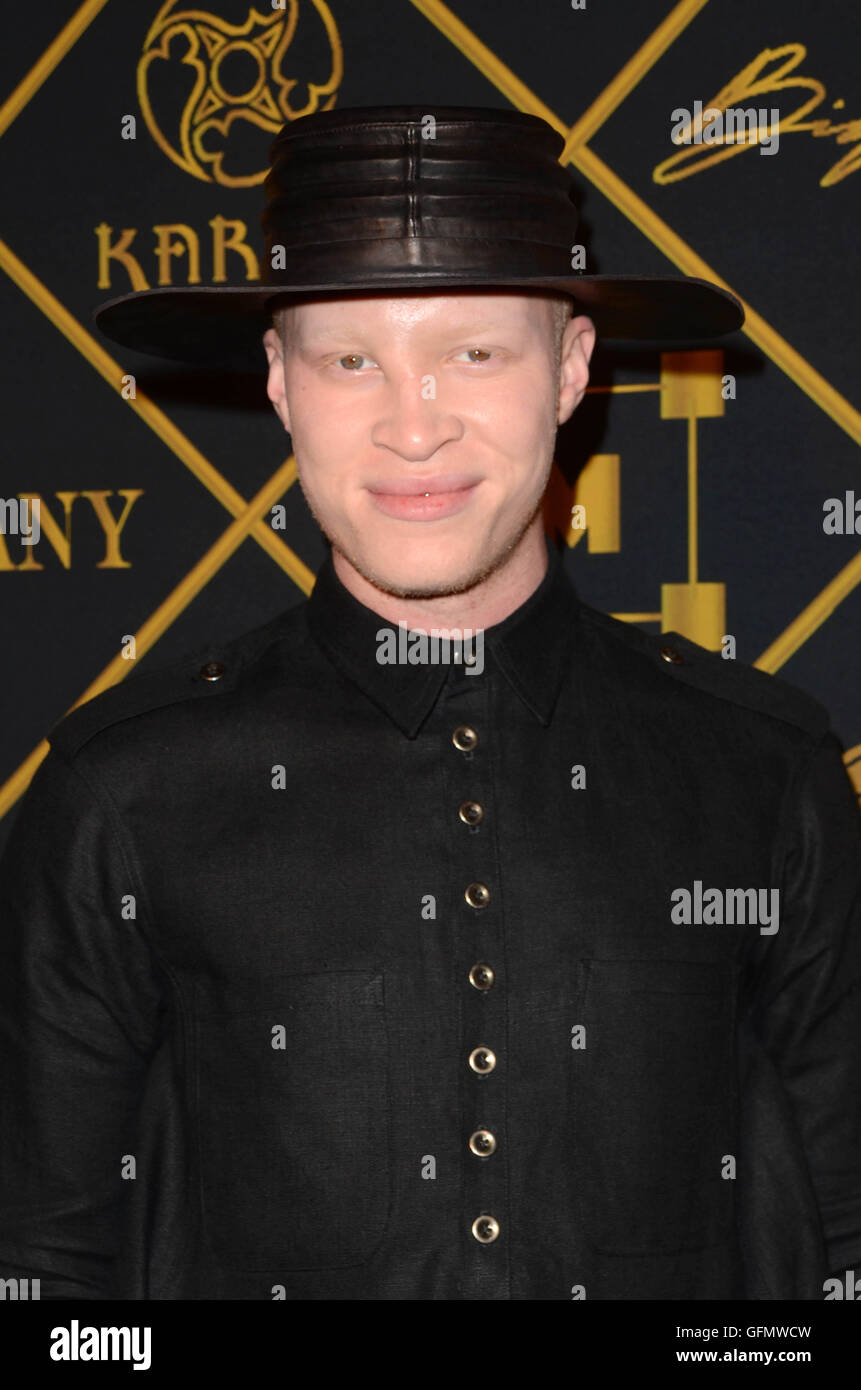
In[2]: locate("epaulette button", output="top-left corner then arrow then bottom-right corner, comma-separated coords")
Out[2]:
660,645 -> 683,664
200,661 -> 226,682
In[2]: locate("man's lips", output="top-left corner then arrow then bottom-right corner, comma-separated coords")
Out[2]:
366,474 -> 482,521
366,473 -> 482,497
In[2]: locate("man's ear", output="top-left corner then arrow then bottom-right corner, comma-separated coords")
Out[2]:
557,315 -> 596,426
263,327 -> 291,434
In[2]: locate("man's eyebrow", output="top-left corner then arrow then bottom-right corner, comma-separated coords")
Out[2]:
299,319 -> 515,344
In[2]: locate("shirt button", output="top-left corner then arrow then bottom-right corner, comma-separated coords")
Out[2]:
452,725 -> 478,751
660,645 -> 683,664
465,881 -> 491,909
471,1215 -> 500,1244
200,661 -> 226,681
469,1046 -> 496,1074
468,963 -> 495,991
458,800 -> 484,826
469,1129 -> 497,1157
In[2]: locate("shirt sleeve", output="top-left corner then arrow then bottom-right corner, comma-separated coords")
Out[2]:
750,727 -> 861,1279
0,745 -> 165,1299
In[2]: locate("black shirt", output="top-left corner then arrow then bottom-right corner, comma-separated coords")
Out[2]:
1,534 -> 860,1299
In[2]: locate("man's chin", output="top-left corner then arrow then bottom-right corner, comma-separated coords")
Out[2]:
332,508 -> 543,600
336,533 -> 494,601
353,558 -> 480,601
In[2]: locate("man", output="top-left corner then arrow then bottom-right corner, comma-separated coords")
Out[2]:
0,106 -> 859,1301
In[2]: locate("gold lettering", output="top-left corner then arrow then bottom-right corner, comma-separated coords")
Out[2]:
152,224 -> 201,286
653,43 -> 861,187
820,117 -> 861,186
81,489 -> 144,569
543,457 -> 620,552
95,224 -> 150,291
209,215 -> 260,282
568,455 -> 620,553
16,491 -> 77,571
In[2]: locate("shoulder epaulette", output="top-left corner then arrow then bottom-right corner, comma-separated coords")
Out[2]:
581,606 -> 831,742
47,606 -> 298,760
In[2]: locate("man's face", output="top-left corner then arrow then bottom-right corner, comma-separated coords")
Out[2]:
263,290 -> 595,598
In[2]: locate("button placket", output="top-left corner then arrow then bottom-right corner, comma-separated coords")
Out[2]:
441,676 -> 508,1282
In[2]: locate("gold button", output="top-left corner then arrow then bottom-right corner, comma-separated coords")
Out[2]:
468,1046 -> 496,1074
469,1129 -> 497,1157
468,963 -> 495,991
471,1215 -> 500,1243
458,800 -> 484,826
200,661 -> 226,681
452,725 -> 478,751
660,645 -> 683,664
465,881 -> 491,909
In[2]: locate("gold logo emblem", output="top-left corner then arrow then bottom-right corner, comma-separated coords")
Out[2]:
137,1 -> 343,187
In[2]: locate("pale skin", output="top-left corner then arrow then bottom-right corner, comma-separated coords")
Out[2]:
263,290 -> 596,633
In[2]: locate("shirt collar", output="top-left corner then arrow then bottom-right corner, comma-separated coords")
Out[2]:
305,533 -> 581,738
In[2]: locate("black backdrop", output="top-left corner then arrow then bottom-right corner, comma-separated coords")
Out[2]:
1,0 -> 860,855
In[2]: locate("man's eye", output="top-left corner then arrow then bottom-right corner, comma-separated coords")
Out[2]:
336,353 -> 376,371
332,348 -> 494,370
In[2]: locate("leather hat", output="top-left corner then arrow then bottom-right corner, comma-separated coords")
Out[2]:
94,104 -> 744,367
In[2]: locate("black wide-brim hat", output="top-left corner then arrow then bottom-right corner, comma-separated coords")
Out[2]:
95,105 -> 744,368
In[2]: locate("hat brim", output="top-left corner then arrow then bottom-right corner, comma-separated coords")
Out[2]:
94,274 -> 744,369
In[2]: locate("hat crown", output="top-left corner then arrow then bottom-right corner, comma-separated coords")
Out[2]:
92,102 -> 744,365
260,104 -> 579,288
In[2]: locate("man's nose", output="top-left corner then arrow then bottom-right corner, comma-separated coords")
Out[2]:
371,374 -> 464,461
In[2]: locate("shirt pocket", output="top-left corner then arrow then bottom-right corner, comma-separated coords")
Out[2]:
193,970 -> 390,1272
573,957 -> 737,1255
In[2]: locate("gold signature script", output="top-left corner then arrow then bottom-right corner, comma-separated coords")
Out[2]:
653,44 -> 859,187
